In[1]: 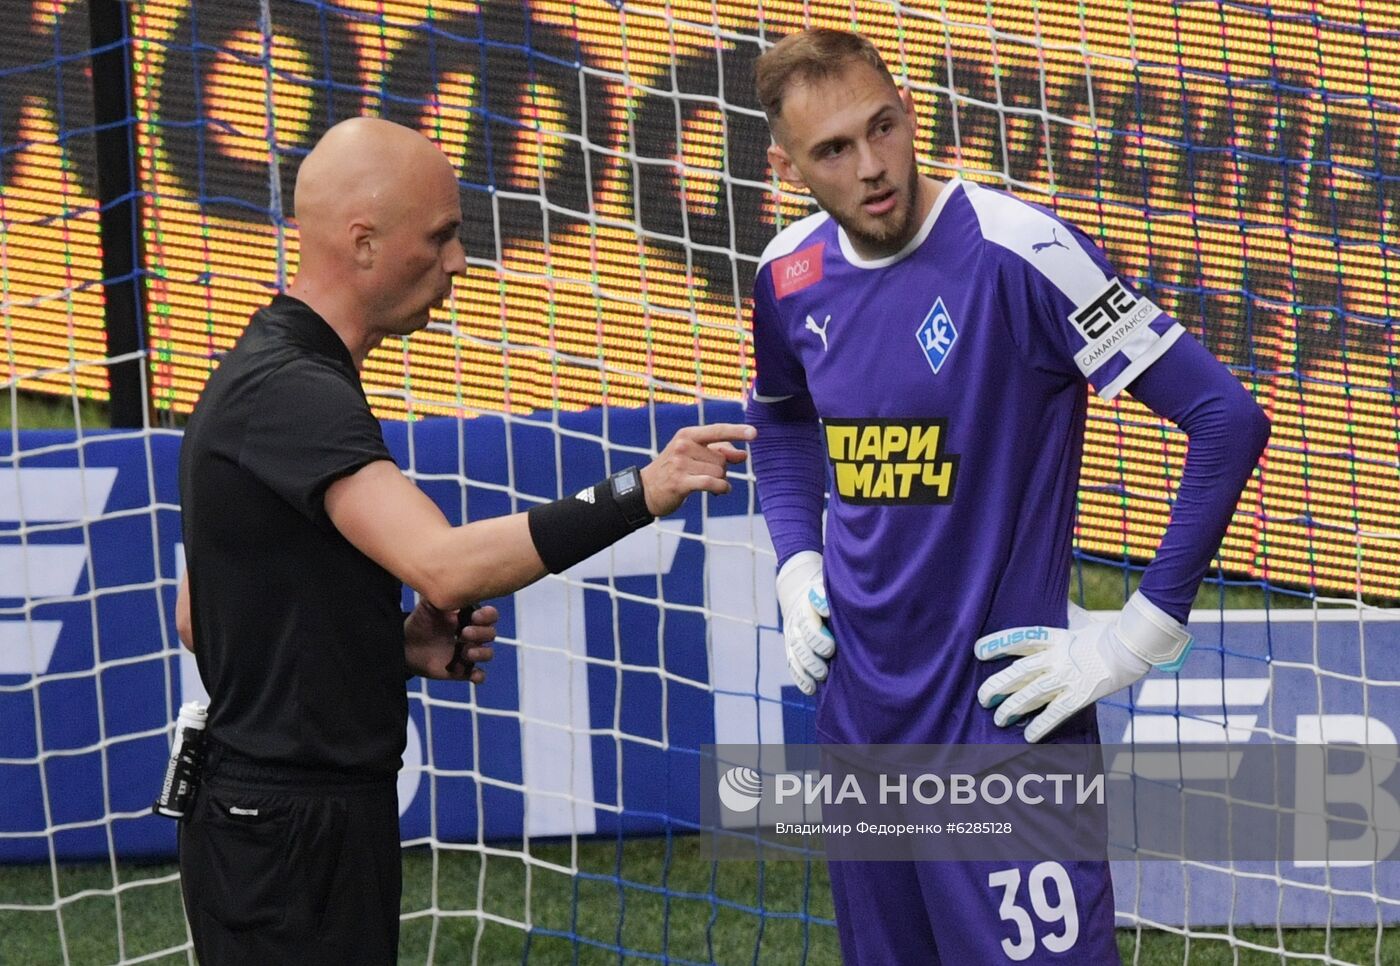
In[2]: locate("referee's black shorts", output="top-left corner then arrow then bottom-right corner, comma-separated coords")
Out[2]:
178,745 -> 401,966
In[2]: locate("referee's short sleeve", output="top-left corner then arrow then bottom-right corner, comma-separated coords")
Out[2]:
239,360 -> 393,520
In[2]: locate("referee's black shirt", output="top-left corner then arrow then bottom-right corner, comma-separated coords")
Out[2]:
179,295 -> 406,778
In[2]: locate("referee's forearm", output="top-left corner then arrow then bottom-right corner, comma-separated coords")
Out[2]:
413,512 -> 549,609
327,460 -> 549,609
327,456 -> 677,610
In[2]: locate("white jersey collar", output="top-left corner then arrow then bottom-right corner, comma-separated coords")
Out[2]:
837,177 -> 963,269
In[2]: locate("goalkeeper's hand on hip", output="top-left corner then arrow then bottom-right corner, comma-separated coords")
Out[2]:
776,551 -> 835,696
973,591 -> 1192,743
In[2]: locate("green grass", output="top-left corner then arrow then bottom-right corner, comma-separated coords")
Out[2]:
395,837 -> 839,965
0,860 -> 188,965
2,390 -> 110,431
3,840 -> 1395,965
1076,560 -> 1329,616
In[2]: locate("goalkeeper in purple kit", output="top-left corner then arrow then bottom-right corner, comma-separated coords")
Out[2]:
745,29 -> 1269,964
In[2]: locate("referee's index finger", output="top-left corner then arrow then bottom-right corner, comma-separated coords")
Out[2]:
681,423 -> 756,444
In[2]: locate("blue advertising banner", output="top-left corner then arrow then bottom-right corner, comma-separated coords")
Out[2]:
2,403 -> 1397,926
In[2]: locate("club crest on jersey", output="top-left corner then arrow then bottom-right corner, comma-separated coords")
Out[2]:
1069,277 -> 1163,377
772,242 -> 825,299
915,297 -> 957,375
823,418 -> 959,505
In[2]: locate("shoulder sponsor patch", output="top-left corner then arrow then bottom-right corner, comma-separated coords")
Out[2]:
771,242 -> 825,299
1069,277 -> 1163,376
915,297 -> 958,375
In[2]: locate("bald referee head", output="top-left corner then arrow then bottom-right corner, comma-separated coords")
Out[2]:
288,117 -> 466,364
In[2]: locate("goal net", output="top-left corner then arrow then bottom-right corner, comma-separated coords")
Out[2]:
2,0 -> 1397,963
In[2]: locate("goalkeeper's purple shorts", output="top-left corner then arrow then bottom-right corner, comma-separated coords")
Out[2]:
828,857 -> 1119,964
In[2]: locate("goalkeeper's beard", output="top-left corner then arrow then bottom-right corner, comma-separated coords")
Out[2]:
828,163 -> 924,258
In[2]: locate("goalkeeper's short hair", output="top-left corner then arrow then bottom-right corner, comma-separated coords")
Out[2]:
753,28 -> 897,123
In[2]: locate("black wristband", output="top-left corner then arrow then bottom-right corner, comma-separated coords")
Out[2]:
528,468 -> 655,574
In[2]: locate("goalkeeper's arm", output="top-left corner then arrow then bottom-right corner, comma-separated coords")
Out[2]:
1125,335 -> 1271,623
747,391 -> 834,693
975,335 -> 1269,741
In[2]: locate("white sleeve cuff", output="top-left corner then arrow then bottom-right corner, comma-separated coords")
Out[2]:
1116,590 -> 1192,668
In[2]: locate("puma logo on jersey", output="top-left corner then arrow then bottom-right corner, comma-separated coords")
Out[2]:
1032,228 -> 1069,253
805,314 -> 831,350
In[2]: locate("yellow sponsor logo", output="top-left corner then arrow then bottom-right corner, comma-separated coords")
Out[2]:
824,419 -> 959,505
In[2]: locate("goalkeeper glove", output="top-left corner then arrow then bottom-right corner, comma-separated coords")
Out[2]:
973,591 -> 1192,743
776,551 -> 835,696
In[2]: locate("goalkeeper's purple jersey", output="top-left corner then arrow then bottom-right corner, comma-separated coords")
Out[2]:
749,178 -> 1184,746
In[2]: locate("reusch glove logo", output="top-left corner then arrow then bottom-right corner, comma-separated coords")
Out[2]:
975,627 -> 1051,658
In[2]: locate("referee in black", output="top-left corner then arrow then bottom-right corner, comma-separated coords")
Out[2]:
174,117 -> 754,964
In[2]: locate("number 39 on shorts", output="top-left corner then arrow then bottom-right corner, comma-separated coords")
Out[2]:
988,861 -> 1080,961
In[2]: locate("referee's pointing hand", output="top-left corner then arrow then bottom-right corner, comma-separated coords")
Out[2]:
640,423 -> 756,517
